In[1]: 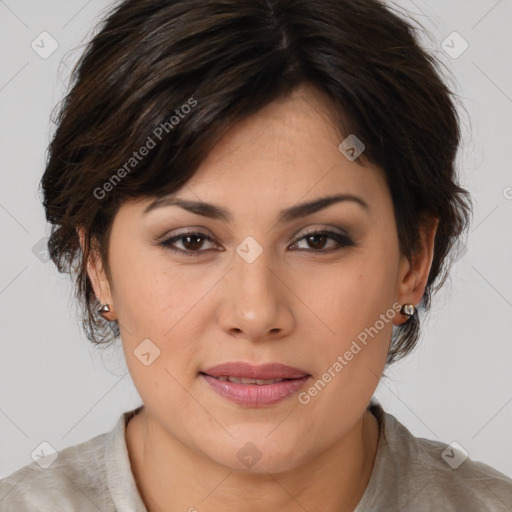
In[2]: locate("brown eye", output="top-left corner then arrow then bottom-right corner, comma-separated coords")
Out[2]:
292,230 -> 354,252
305,233 -> 329,250
180,234 -> 207,251
159,232 -> 217,256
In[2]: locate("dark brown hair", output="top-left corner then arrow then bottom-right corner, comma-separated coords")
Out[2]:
41,0 -> 472,365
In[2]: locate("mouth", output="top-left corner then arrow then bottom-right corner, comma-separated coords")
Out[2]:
200,361 -> 310,380
200,375 -> 296,385
199,362 -> 312,406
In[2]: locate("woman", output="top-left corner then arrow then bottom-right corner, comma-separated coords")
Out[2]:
1,0 -> 511,510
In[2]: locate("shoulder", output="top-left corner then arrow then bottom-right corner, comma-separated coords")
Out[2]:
373,404 -> 512,511
0,429 -> 113,512
411,435 -> 512,511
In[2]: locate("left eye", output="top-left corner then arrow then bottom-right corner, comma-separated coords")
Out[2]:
158,230 -> 354,256
292,230 -> 354,251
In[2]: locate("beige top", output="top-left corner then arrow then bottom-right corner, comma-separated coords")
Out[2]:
1,398 -> 511,511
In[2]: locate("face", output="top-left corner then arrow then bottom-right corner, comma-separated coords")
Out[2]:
87,84 -> 434,474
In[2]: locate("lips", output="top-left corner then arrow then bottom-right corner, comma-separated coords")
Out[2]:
213,376 -> 288,385
200,362 -> 312,406
201,362 -> 310,381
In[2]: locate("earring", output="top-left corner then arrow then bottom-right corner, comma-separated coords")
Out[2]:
400,303 -> 416,317
98,303 -> 111,316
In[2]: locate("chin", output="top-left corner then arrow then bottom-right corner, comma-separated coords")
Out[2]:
205,437 -> 307,475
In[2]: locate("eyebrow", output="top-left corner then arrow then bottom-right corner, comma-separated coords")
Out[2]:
143,193 -> 370,224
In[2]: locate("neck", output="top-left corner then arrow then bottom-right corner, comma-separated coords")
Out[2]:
126,408 -> 380,512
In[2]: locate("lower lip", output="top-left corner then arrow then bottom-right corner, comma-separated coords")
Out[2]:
200,374 -> 311,407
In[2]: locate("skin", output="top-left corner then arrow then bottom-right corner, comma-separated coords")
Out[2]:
81,83 -> 438,512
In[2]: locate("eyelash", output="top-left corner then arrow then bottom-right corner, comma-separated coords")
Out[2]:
157,229 -> 355,257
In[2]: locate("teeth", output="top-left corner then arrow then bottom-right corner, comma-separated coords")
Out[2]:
216,376 -> 287,385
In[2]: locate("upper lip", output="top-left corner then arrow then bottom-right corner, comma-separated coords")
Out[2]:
201,362 -> 310,380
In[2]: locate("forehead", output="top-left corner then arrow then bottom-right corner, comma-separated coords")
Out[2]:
181,84 -> 388,208
123,84 -> 392,225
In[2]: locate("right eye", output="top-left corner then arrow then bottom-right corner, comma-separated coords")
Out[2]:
158,231 -> 219,256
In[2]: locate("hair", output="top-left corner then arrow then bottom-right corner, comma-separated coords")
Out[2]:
41,0 -> 472,366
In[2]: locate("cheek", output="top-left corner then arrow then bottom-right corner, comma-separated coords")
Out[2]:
109,241 -> 205,377
298,243 -> 398,389
308,249 -> 397,339
109,241 -> 181,334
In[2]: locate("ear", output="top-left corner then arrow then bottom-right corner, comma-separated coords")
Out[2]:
394,216 -> 439,326
77,227 -> 116,320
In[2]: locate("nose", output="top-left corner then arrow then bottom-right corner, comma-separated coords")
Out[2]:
217,249 -> 295,342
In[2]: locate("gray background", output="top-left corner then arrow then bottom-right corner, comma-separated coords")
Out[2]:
1,0 -> 511,480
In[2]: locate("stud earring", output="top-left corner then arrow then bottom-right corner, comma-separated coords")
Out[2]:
400,303 -> 416,317
98,303 -> 111,316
